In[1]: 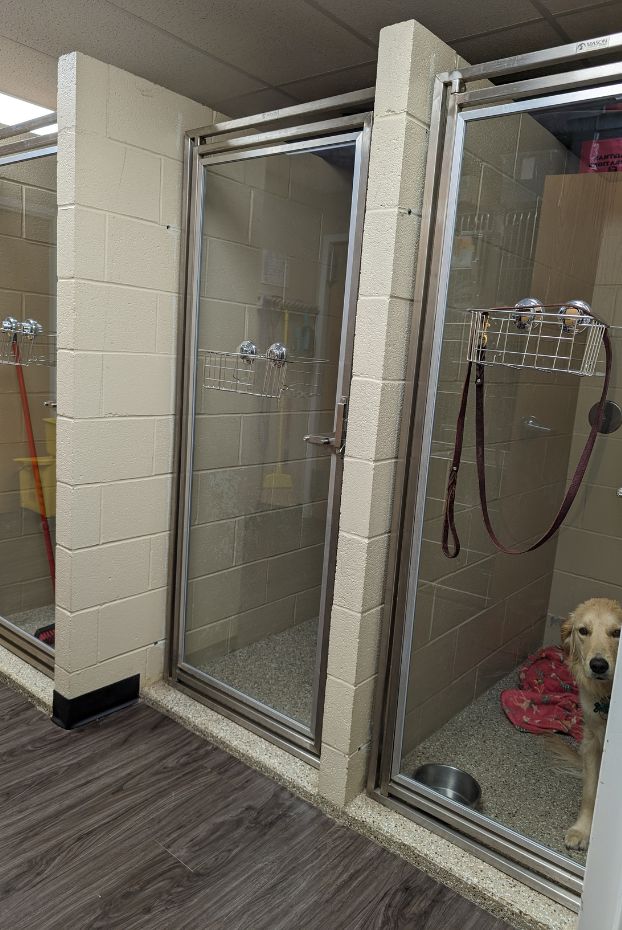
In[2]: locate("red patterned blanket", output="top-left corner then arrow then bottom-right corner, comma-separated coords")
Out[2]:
500,646 -> 582,740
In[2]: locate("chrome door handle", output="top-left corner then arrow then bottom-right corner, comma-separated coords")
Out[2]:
303,396 -> 348,455
304,433 -> 334,446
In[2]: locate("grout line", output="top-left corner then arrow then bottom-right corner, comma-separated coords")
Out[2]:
298,0 -> 377,49
158,155 -> 164,227
528,0 -> 572,42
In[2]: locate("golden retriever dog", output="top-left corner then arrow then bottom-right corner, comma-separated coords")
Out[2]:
560,598 -> 622,851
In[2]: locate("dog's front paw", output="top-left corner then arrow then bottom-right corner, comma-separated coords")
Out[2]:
565,824 -> 590,851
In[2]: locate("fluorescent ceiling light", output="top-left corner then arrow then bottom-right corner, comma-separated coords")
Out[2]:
0,92 -> 54,133
32,123 -> 58,136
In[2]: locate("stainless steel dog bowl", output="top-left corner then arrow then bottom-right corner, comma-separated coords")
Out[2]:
414,763 -> 481,808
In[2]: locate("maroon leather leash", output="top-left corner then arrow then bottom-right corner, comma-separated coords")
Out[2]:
442,325 -> 612,559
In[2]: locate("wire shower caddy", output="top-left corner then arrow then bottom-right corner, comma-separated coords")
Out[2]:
466,299 -> 607,377
0,318 -> 56,367
201,341 -> 327,401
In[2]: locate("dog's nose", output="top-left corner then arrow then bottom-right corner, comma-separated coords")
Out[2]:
590,656 -> 609,676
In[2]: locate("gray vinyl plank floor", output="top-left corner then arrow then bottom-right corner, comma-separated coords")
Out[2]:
401,670 -> 585,864
0,682 -> 516,930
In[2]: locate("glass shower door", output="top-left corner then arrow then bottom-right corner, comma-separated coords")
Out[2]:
380,84 -> 622,903
0,152 -> 56,669
175,130 -> 368,754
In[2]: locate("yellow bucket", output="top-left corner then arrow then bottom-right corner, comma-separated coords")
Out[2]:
15,455 -> 56,516
43,416 -> 56,456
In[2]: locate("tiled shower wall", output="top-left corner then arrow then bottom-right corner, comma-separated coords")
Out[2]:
185,155 -> 351,662
0,156 -> 56,617
550,173 -> 622,619
55,52 -> 211,698
402,116 -> 602,753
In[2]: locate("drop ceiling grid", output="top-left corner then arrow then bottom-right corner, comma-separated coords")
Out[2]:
0,0 -> 618,116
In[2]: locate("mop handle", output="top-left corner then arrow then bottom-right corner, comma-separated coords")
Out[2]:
12,338 -> 55,588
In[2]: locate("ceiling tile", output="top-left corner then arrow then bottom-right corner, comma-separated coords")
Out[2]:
453,19 -> 563,64
538,0 -> 618,13
279,61 -> 378,103
109,0 -> 373,86
307,0 -> 539,44
214,87 -> 301,119
0,0 -> 264,104
0,34 -> 57,108
555,4 -> 622,40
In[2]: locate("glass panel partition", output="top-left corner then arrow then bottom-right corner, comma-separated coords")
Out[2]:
0,153 -> 56,655
387,91 -> 622,895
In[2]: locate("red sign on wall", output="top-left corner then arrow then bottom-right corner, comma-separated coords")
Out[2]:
580,138 -> 622,173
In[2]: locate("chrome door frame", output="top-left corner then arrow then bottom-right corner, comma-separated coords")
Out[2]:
169,91 -> 373,762
370,33 -> 622,911
0,117 -> 57,677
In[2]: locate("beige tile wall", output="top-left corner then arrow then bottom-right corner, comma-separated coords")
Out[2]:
185,153 -> 352,665
55,52 -> 212,698
550,174 -> 622,619
0,156 -> 57,619
400,116 -> 603,754
318,20 -> 463,806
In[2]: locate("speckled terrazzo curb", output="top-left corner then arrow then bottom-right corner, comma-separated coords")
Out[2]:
143,680 -> 577,930
0,643 -> 53,713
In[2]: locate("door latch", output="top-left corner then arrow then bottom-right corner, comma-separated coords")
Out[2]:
303,396 -> 348,455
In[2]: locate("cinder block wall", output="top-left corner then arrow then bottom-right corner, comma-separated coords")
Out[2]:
0,156 -> 57,618
318,20 -> 462,806
55,52 -> 211,698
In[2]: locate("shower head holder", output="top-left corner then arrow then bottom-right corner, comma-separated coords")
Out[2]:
513,297 -> 543,331
238,340 -> 257,363
21,319 -> 43,336
559,299 -> 591,334
266,342 -> 287,366
0,317 -> 55,367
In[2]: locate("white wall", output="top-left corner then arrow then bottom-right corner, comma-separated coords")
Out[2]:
55,52 -> 211,698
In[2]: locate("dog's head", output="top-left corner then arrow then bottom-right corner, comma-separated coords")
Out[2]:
561,598 -> 622,684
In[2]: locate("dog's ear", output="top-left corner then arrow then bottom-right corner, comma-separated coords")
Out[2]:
561,615 -> 578,663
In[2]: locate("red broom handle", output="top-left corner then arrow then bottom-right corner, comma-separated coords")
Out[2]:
11,338 -> 55,589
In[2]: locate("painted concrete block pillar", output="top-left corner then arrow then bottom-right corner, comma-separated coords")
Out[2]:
318,20 -> 460,806
54,52 -> 211,705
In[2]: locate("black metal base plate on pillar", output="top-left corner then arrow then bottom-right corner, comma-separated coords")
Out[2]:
52,674 -> 140,729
